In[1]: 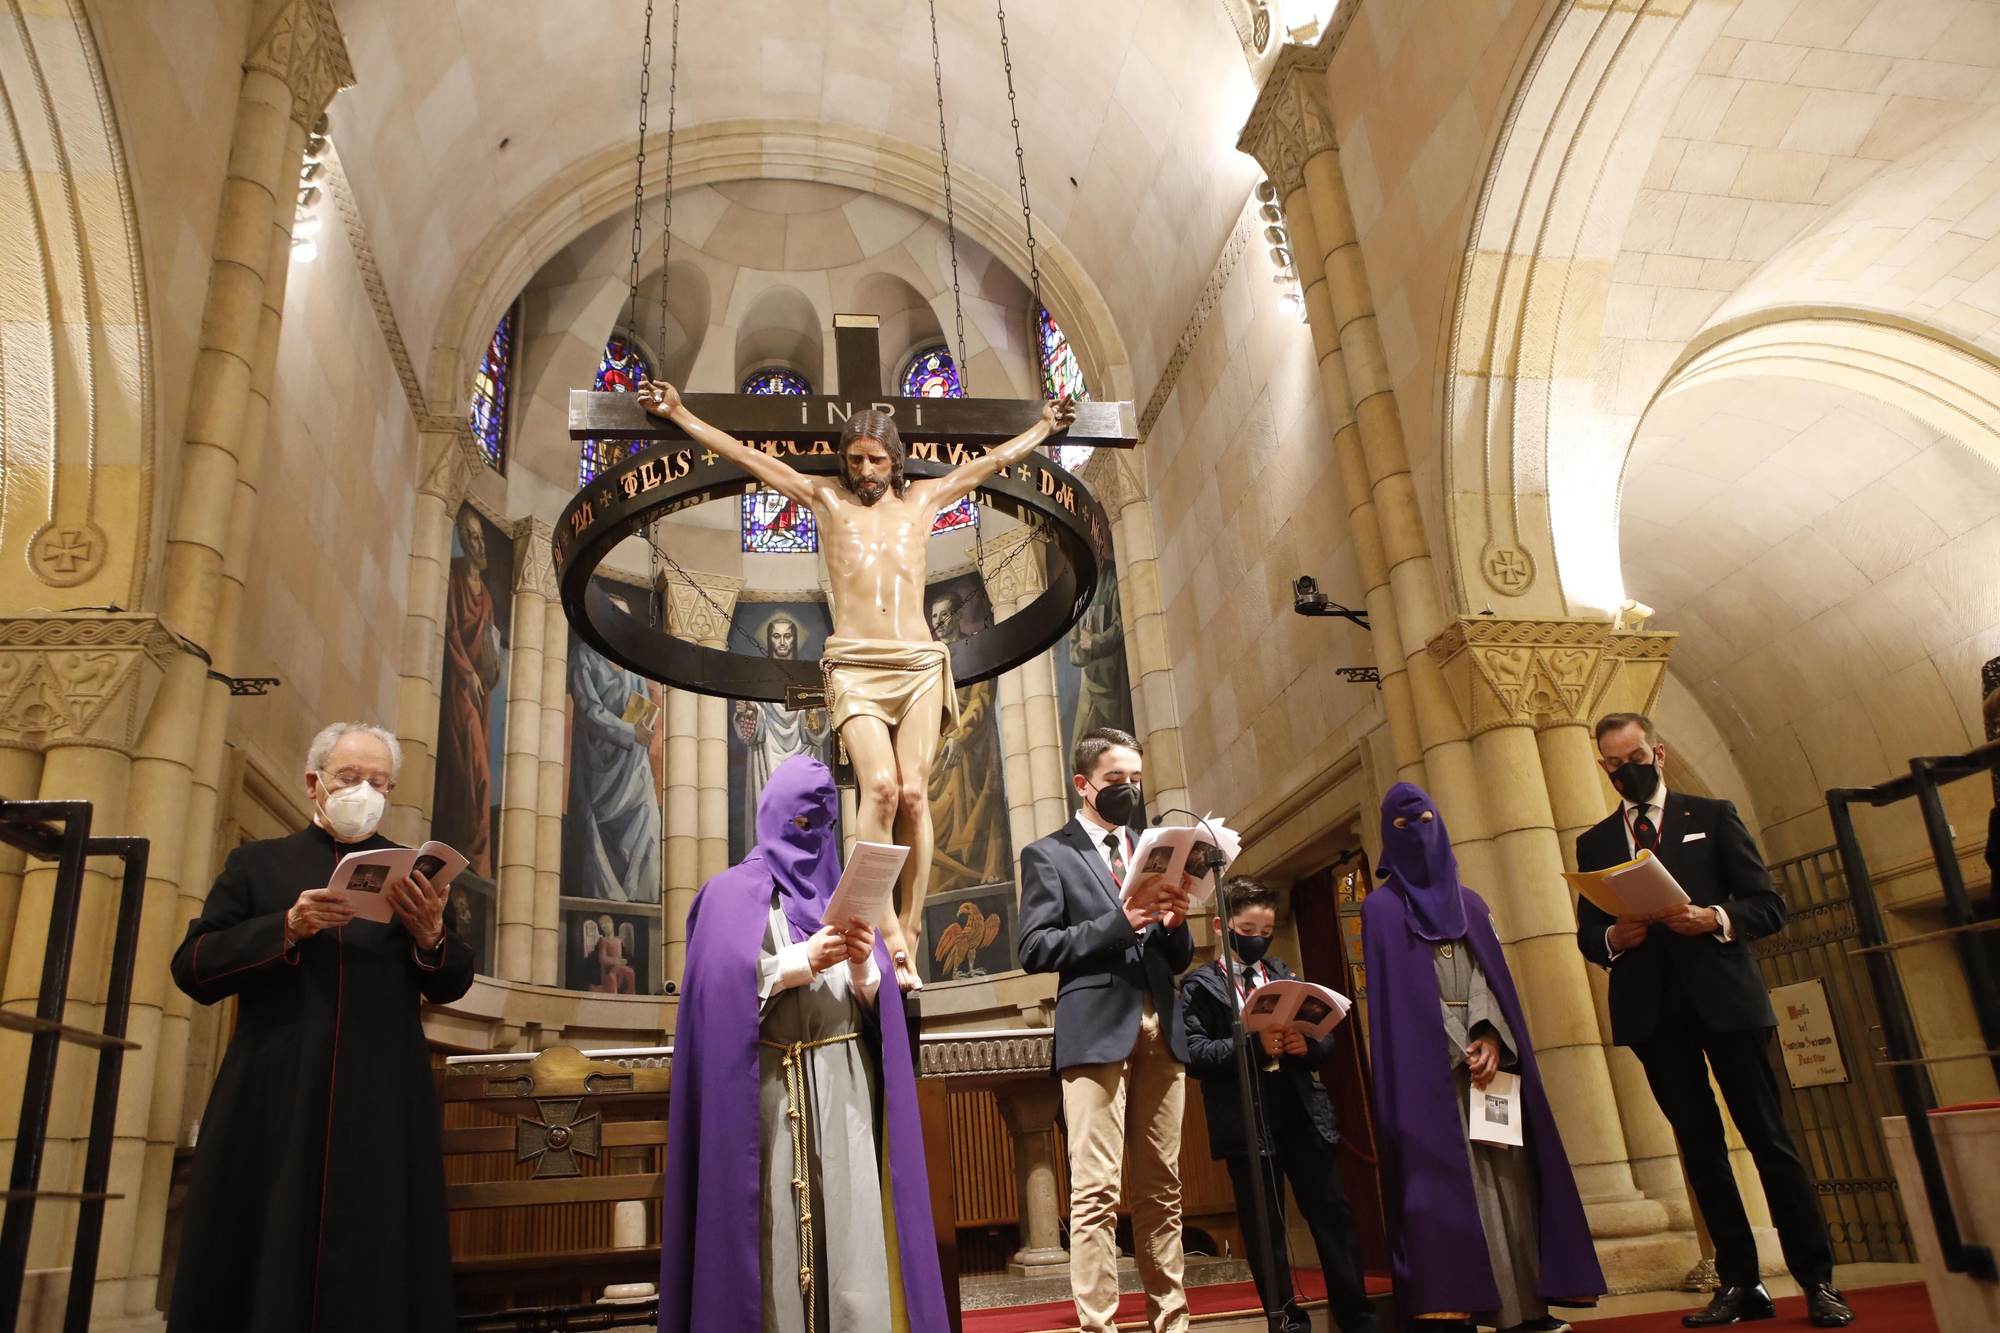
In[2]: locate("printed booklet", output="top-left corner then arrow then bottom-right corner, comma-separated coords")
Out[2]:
327,842 -> 469,922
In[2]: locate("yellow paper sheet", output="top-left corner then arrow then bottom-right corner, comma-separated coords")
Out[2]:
1562,852 -> 1650,917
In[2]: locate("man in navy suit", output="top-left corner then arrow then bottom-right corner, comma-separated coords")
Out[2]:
1019,727 -> 1194,1333
1576,713 -> 1851,1328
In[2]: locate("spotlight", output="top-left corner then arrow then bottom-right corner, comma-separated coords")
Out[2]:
293,214 -> 322,239
291,237 -> 318,264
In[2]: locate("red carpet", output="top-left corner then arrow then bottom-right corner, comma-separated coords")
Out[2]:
961,1276 -> 1932,1333
961,1269 -> 1389,1333
1580,1281 -> 1934,1332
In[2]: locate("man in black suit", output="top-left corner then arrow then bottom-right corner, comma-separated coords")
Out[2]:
1575,713 -> 1852,1328
1181,877 -> 1379,1333
1019,727 -> 1195,1333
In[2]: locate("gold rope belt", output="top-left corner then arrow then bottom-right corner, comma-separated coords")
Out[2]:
760,1032 -> 861,1333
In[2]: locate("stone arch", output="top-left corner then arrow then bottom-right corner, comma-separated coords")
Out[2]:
0,0 -> 154,611
732,285 -> 826,391
425,119 -> 1133,421
1442,0 -> 2000,619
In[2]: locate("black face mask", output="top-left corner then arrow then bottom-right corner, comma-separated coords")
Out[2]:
1227,930 -> 1271,965
1609,760 -> 1660,804
1088,779 -> 1144,828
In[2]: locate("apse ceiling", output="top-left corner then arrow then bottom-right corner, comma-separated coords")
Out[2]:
324,0 -> 1266,411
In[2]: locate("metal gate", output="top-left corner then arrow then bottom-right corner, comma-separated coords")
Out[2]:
1757,848 -> 1913,1264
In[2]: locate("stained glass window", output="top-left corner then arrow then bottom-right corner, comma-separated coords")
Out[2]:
742,490 -> 819,554
902,345 -> 962,398
580,333 -> 652,486
1037,308 -> 1094,473
741,366 -> 813,396
932,497 -> 976,534
469,304 -> 514,472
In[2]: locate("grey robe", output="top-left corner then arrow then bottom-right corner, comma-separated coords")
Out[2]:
757,903 -> 898,1333
1436,939 -> 1548,1329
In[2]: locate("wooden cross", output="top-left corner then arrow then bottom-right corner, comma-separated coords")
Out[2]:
568,313 -> 1138,449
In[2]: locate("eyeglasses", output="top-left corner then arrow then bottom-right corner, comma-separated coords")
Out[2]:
321,768 -> 394,793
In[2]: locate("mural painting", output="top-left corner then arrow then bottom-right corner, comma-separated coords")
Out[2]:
923,571 -> 1012,898
727,598 -> 836,862
921,883 -> 1017,985
560,906 -> 655,996
431,505 -> 513,878
430,504 -> 513,977
560,577 -> 666,994
1053,559 -> 1135,812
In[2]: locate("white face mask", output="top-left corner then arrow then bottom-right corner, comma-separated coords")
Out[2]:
317,777 -> 386,841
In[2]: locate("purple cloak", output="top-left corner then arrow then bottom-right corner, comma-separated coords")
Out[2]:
658,756 -> 948,1332
1361,783 -> 1604,1316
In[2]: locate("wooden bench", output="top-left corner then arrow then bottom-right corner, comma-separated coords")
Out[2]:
438,1045 -> 669,1330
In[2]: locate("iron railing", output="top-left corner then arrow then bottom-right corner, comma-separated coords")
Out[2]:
1827,739 -> 2000,1281
0,799 -> 148,1333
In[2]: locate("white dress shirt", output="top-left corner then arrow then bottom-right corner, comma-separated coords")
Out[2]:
762,904 -> 881,1006
1603,779 -> 1731,962
1074,810 -> 1130,883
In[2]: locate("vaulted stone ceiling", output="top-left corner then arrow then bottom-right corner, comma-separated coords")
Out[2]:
324,0 -> 1265,415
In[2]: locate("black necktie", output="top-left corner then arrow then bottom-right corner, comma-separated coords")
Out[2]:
1104,832 -> 1127,883
1632,808 -> 1659,852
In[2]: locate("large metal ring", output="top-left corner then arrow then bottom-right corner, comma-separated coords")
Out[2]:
551,441 -> 1110,703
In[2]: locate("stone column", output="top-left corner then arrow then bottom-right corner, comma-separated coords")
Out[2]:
1426,617 -> 1704,1282
120,4 -> 353,1313
496,521 -> 555,982
662,572 -> 743,976
662,684 -> 699,986
533,596 -> 570,987
995,1083 -> 1068,1275
388,428 -> 480,847
1078,452 -> 1187,819
980,528 -> 1067,841
1537,632 -> 1696,1225
0,617 -> 174,1287
1238,48 -> 1492,878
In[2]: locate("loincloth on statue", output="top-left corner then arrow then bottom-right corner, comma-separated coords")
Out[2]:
819,636 -> 963,740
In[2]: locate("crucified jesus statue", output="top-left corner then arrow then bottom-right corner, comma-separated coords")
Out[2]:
637,379 -> 1077,992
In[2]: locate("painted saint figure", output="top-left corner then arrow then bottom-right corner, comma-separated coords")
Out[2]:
1360,782 -> 1605,1330
659,755 -> 948,1332
734,613 -> 833,838
564,628 -> 663,904
923,589 -> 1008,892
434,509 -> 503,875
639,379 -> 1075,989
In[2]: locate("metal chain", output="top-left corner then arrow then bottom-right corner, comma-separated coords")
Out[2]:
928,0 -> 970,376
657,0 -> 679,360
994,0 -> 1043,328
625,1 -> 654,337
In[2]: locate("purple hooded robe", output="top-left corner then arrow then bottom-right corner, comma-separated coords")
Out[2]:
659,754 -> 948,1331
1361,782 -> 1605,1317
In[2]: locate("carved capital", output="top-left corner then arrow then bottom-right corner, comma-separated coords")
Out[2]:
1236,41 -> 1337,200
417,427 -> 479,508
1424,617 -> 1676,735
0,615 -> 179,755
246,0 -> 356,128
512,519 -> 558,601
659,570 -> 744,645
978,527 -> 1047,611
1077,448 -> 1145,518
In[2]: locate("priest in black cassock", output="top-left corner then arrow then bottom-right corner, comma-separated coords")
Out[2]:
167,721 -> 475,1333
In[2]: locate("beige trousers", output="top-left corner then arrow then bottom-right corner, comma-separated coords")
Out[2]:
1060,999 -> 1189,1333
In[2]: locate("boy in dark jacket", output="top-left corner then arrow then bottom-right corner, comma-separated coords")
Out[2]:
1180,877 -> 1379,1333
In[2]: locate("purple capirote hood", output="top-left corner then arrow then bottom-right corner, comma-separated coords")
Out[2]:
758,753 -> 843,944
1377,780 -> 1469,942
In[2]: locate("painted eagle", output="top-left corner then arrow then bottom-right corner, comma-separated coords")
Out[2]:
932,902 -> 1002,980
